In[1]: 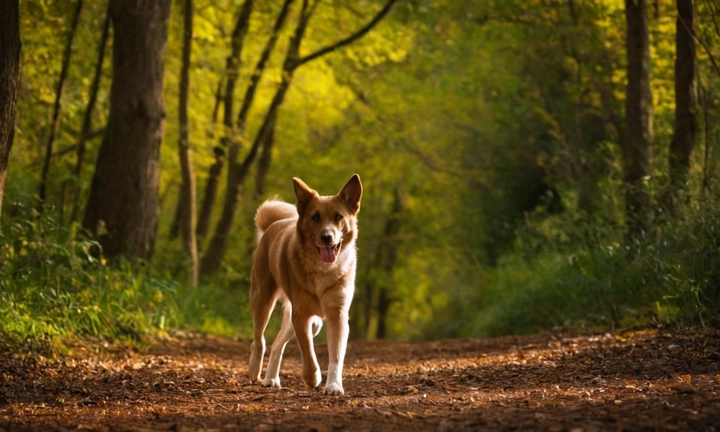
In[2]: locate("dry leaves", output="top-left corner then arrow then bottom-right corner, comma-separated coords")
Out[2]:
1,328 -> 720,431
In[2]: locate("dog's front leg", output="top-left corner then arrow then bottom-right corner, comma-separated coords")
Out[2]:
324,306 -> 349,395
292,312 -> 321,388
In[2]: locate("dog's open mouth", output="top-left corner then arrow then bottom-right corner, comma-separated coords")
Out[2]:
317,242 -> 342,264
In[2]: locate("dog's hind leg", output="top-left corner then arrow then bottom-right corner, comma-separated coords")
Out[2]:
248,274 -> 278,384
262,299 -> 294,388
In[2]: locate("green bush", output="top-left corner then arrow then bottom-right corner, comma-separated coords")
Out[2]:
0,209 -> 178,347
435,191 -> 720,338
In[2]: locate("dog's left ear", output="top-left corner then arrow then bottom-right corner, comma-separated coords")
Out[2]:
338,174 -> 362,214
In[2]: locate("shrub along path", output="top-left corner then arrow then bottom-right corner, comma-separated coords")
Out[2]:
1,327 -> 719,431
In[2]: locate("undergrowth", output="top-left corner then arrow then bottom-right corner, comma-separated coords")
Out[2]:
3,189 -> 719,350
437,190 -> 720,338
0,210 -> 178,352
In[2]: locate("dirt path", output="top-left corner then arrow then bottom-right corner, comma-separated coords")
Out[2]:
1,327 -> 719,431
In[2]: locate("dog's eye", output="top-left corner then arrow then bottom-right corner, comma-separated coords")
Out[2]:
311,213 -> 320,222
335,214 -> 343,222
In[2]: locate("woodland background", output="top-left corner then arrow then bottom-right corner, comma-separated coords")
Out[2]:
1,0 -> 720,348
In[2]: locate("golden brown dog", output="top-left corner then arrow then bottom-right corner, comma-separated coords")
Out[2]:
248,174 -> 362,395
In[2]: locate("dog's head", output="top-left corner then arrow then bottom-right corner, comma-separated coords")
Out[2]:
293,174 -> 363,264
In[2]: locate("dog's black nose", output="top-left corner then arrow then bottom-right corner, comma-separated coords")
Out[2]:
321,234 -> 333,245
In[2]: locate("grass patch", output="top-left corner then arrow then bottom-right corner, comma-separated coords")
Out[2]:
0,211 -> 178,350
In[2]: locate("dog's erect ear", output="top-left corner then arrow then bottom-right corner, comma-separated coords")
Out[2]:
338,174 -> 363,214
293,177 -> 318,214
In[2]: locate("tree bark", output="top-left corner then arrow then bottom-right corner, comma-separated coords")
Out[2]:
0,0 -> 21,217
666,0 -> 697,211
176,0 -> 199,287
39,0 -> 84,207
70,7 -> 111,223
623,0 -> 653,237
200,0 -> 398,276
82,0 -> 171,259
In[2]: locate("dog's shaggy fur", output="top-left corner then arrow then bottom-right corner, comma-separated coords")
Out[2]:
248,174 -> 362,395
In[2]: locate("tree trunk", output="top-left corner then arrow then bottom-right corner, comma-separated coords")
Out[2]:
39,0 -> 83,207
193,0 -> 253,242
199,0 -> 300,276
196,0 -> 292,244
82,0 -> 170,259
376,188 -> 402,340
0,0 -> 20,217
70,7 -> 111,224
666,0 -> 697,211
196,145 -> 225,240
200,82 -> 292,275
177,0 -> 199,287
200,0 -> 398,276
194,77 -> 224,240
623,0 -> 653,237
253,115 -> 276,201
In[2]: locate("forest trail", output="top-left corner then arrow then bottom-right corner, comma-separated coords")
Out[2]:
1,327 -> 720,431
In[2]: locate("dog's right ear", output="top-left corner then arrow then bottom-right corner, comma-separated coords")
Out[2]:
293,177 -> 318,215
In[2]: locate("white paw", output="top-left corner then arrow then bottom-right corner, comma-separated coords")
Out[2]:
262,377 -> 281,388
324,383 -> 344,395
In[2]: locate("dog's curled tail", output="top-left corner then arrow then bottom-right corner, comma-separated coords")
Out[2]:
255,199 -> 297,241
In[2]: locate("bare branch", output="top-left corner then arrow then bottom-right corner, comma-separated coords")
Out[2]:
296,0 -> 398,68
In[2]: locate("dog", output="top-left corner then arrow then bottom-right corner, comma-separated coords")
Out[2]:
248,174 -> 362,395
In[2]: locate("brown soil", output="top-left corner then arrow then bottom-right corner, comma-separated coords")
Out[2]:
1,327 -> 720,431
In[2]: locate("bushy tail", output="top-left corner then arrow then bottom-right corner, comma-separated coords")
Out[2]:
255,199 -> 297,242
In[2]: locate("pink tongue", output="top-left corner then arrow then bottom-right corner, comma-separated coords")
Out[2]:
320,247 -> 336,263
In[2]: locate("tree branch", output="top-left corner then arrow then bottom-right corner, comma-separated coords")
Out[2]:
236,0 -> 295,131
296,0 -> 398,68
690,2 -> 720,76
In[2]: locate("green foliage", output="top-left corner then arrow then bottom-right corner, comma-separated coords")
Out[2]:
435,189 -> 720,337
0,208 -> 178,346
163,246 -> 254,338
5,0 -> 720,346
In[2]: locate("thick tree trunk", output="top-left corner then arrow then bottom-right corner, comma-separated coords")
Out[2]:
82,0 -> 170,259
0,0 -> 21,217
667,0 -> 697,210
39,0 -> 83,206
623,0 -> 653,237
177,0 -> 199,287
